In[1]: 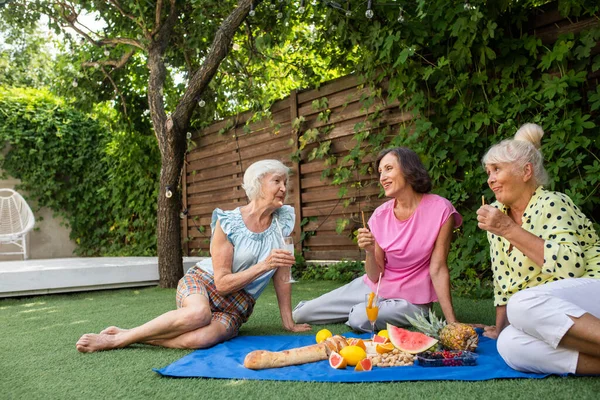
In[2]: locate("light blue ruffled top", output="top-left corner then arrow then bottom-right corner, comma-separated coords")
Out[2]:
196,205 -> 295,299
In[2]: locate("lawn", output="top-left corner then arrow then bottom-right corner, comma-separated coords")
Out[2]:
1,280 -> 598,400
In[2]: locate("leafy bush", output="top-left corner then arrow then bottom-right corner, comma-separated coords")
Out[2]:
0,87 -> 159,255
315,2 -> 600,297
296,260 -> 365,282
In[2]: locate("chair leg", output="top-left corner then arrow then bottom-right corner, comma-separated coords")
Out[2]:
23,234 -> 28,260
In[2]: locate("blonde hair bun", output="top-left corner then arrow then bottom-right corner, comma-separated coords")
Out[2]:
514,123 -> 544,149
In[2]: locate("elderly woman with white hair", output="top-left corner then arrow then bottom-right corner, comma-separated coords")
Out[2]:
76,159 -> 311,353
477,123 -> 600,374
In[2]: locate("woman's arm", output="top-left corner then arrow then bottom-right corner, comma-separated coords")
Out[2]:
357,227 -> 385,283
477,204 -> 586,278
483,306 -> 508,339
429,217 -> 457,323
477,205 -> 545,266
272,266 -> 311,332
211,220 -> 295,295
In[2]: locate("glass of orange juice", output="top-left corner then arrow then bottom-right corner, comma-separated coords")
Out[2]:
365,293 -> 380,339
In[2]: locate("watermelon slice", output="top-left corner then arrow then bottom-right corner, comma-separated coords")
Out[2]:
387,323 -> 438,354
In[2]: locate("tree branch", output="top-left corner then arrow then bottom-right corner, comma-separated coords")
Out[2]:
81,49 -> 136,69
108,0 -> 146,31
51,3 -> 146,50
152,0 -> 164,36
100,65 -> 129,119
173,0 -> 253,129
97,37 -> 145,50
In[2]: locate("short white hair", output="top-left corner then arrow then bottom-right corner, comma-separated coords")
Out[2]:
482,123 -> 549,186
242,160 -> 290,201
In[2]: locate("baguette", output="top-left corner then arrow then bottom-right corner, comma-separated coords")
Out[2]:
243,335 -> 349,370
244,343 -> 329,370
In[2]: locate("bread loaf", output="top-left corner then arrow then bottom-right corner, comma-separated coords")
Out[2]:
244,343 -> 329,370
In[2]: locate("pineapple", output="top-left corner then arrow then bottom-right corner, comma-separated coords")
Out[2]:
406,309 -> 479,352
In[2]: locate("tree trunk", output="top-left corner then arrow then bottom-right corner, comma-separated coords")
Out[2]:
156,134 -> 186,287
147,0 -> 252,287
146,8 -> 186,286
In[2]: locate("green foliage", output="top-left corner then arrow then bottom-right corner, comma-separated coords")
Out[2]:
0,21 -> 57,88
0,87 -> 159,255
293,0 -> 600,297
297,260 -> 365,282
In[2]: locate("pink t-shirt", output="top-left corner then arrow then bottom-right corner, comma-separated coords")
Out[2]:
363,194 -> 462,304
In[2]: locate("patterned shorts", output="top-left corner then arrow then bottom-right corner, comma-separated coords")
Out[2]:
176,267 -> 256,335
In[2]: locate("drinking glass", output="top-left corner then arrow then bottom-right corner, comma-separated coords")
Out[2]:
365,293 -> 380,339
282,236 -> 297,283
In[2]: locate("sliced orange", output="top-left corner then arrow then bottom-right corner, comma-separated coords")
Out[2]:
372,335 -> 389,344
346,338 -> 367,351
329,351 -> 347,369
375,342 -> 395,354
354,358 -> 373,371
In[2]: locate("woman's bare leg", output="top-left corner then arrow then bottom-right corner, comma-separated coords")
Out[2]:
560,313 -> 600,374
148,320 -> 234,349
76,294 -> 211,353
100,326 -> 127,335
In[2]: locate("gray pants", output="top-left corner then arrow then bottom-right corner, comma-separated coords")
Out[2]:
292,277 -> 431,332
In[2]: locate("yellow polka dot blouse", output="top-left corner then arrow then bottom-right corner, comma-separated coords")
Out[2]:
488,186 -> 600,306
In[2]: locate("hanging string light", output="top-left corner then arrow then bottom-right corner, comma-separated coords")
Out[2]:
72,79 -> 78,88
198,99 -> 206,107
249,2 -> 255,17
165,185 -> 173,198
464,1 -> 476,11
365,0 -> 374,19
298,0 -> 305,14
180,208 -> 188,219
397,8 -> 405,23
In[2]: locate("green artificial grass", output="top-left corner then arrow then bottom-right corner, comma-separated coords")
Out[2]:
1,281 -> 598,400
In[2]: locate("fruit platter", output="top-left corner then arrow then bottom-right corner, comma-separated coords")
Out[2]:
244,309 -> 480,371
416,350 -> 478,367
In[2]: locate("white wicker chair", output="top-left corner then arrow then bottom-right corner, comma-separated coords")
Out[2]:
0,189 -> 35,260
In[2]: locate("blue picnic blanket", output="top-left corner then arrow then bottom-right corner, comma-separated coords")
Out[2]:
154,332 -> 552,382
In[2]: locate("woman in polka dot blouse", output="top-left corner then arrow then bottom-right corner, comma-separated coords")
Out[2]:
476,123 -> 600,375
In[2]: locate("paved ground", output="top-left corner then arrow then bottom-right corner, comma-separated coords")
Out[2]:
0,256 -> 206,298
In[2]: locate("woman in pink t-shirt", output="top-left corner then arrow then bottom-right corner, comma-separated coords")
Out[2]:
293,147 -> 462,331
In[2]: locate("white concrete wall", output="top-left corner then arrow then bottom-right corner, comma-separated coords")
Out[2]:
0,173 -> 77,261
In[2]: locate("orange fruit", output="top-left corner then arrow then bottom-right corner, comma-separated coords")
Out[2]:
315,329 -> 333,343
339,345 -> 367,366
372,335 -> 389,344
354,358 -> 373,371
329,351 -> 347,369
347,338 -> 367,351
376,342 -> 395,354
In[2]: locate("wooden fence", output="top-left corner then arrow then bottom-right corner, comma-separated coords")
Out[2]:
182,4 -> 599,261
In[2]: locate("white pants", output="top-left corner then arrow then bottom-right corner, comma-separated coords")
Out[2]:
497,278 -> 600,374
292,277 -> 430,332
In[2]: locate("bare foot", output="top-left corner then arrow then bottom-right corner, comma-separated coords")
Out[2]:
100,326 -> 128,335
76,333 -> 123,353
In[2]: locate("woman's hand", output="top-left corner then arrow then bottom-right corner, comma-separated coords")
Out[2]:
357,227 -> 376,253
263,249 -> 295,271
476,205 -> 516,237
283,322 -> 312,333
482,325 -> 500,340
